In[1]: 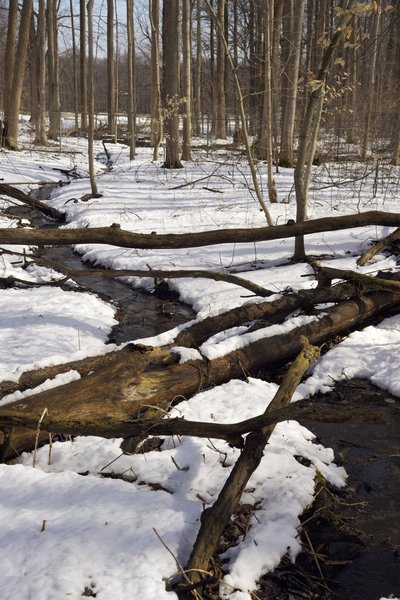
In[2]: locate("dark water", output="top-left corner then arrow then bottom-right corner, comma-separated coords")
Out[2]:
259,379 -> 400,600
41,244 -> 195,344
24,184 -> 195,344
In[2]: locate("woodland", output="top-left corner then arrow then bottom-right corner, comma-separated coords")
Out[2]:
0,1 -> 400,599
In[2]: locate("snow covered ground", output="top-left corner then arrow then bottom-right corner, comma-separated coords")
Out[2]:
0,133 -> 399,599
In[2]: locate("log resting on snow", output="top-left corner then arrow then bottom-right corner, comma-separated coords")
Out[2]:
357,227 -> 400,267
182,339 -> 320,587
0,183 -> 64,222
1,210 -> 400,249
1,287 -> 400,458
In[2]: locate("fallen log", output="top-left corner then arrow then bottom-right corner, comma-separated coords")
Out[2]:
0,183 -> 64,222
0,280 -> 358,398
1,287 -> 400,458
181,339 -> 320,588
0,210 -> 400,249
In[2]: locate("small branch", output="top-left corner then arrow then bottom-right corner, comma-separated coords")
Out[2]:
317,266 -> 400,294
32,255 -> 274,297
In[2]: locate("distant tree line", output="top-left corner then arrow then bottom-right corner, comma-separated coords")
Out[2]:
0,0 -> 398,167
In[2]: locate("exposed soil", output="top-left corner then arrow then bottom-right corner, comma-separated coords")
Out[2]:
258,378 -> 400,600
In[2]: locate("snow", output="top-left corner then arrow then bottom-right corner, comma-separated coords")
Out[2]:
0,133 -> 399,599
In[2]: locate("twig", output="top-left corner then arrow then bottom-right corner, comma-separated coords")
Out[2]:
32,408 -> 48,468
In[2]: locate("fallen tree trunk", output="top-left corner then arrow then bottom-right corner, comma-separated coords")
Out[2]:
0,210 -> 400,249
1,287 -> 399,458
181,339 -> 320,589
0,183 -> 64,222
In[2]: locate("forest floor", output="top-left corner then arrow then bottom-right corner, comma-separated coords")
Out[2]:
0,128 -> 399,599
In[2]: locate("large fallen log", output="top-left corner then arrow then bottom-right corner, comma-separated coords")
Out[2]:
0,210 -> 400,249
1,286 -> 400,458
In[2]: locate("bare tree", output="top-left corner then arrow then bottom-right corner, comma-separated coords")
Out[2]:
5,0 -> 33,150
80,0 -> 88,131
127,0 -> 136,160
150,0 -> 162,158
87,0 -> 98,195
181,0 -> 192,160
47,0 -> 60,140
214,0 -> 226,138
279,0 -> 305,167
3,0 -> 18,132
294,1 -> 355,260
162,0 -> 183,168
34,0 -> 47,145
107,0 -> 116,137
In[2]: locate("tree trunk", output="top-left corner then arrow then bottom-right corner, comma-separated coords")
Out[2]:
361,3 -> 381,160
279,0 -> 305,168
47,0 -> 60,141
162,0 -> 183,168
193,0 -> 202,136
5,0 -> 33,150
214,0 -> 227,138
3,0 -> 18,130
107,0 -> 116,138
34,0 -> 47,145
87,0 -> 98,195
150,0 -> 162,158
255,2 -> 277,203
293,2 -> 355,260
127,0 -> 136,160
80,0 -> 88,132
181,0 -> 192,161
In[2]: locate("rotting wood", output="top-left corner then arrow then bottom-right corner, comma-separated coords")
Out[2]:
0,280 -> 355,398
0,183 -> 64,222
0,210 -> 400,249
181,338 -> 320,588
1,287 -> 400,458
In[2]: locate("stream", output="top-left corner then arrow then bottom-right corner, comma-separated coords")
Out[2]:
27,184 -> 195,345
